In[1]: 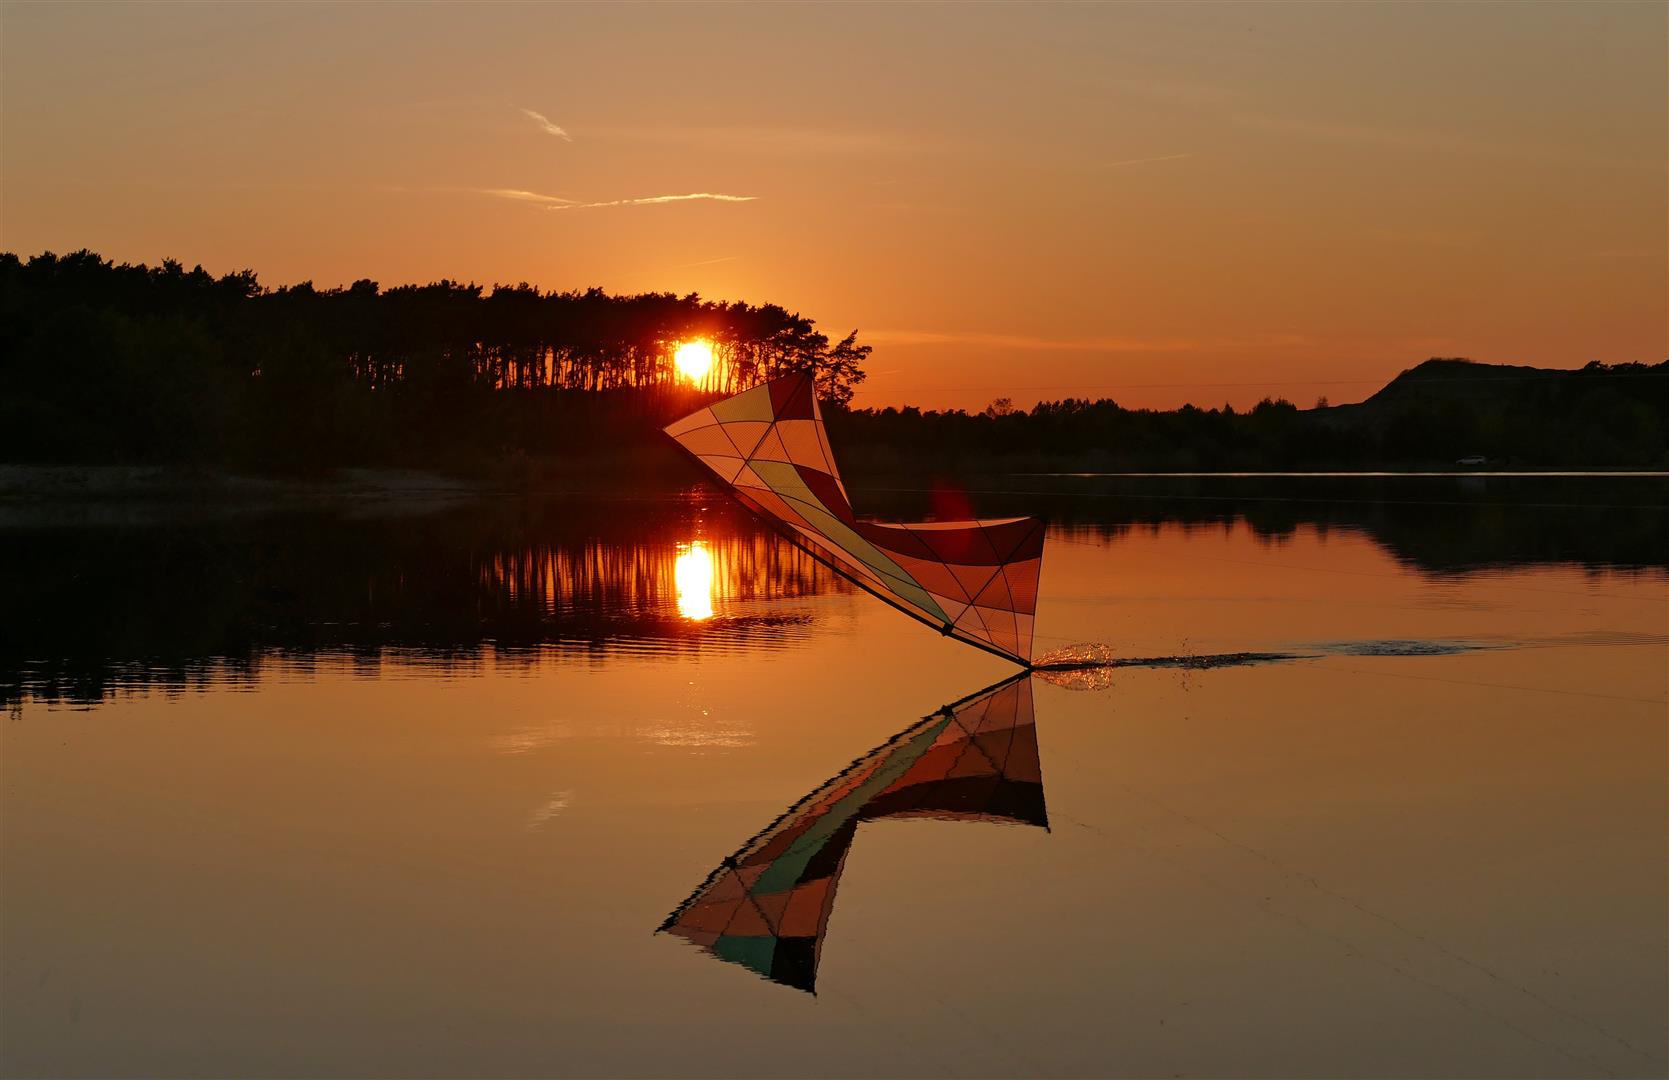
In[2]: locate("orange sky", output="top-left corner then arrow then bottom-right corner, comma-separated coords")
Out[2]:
2,2 -> 1664,410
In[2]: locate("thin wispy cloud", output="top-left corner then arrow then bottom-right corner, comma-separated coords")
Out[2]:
1097,152 -> 1195,170
519,107 -> 572,141
548,192 -> 757,212
482,188 -> 578,206
636,253 -> 743,276
865,330 -> 1312,352
527,791 -> 573,832
478,188 -> 756,212
865,330 -> 1201,352
671,255 -> 740,269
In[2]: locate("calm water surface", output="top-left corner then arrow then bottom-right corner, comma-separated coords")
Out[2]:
3,478 -> 1665,1078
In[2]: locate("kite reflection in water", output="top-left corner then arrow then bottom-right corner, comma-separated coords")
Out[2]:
657,674 -> 1047,992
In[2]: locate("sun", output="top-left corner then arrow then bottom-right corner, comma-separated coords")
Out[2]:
673,340 -> 714,383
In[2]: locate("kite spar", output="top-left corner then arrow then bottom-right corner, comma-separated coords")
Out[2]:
664,373 -> 1046,666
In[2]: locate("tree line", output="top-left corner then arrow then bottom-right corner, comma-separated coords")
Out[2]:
0,250 -> 869,467
830,359 -> 1668,472
4,250 -> 1661,474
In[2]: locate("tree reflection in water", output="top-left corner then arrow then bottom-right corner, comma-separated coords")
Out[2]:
1,498 -> 841,706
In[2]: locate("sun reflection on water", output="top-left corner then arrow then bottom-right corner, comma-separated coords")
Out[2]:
674,541 -> 715,620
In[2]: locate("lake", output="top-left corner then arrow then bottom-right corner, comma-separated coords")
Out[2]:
3,475 -> 1665,1078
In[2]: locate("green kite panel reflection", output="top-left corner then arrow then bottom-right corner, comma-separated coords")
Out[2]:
658,675 -> 1046,992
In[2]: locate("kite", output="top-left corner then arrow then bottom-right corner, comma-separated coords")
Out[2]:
658,674 -> 1046,992
664,372 -> 1046,665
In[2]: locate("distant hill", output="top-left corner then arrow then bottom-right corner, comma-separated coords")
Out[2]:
1316,358 -> 1669,466
1347,357 -> 1667,411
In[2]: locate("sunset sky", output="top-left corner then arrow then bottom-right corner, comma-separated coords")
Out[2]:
3,2 -> 1664,410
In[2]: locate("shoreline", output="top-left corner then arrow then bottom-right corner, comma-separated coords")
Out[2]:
0,465 -> 484,501
5,463 -> 1668,504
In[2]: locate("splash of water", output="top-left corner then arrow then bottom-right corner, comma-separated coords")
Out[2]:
1032,642 -> 1121,670
1035,643 -> 1311,670
1031,643 -> 1316,690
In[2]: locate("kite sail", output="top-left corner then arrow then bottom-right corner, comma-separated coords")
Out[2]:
658,674 -> 1046,992
664,372 -> 1046,665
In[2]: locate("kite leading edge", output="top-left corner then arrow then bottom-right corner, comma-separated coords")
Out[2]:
663,372 -> 1045,666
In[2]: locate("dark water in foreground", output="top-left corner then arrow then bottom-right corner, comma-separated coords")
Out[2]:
3,477 -> 1665,1078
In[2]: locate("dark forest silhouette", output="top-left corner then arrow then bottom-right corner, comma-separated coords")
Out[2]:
3,250 -> 1664,473
1,250 -> 869,468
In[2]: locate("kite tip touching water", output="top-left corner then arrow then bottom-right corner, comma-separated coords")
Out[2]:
664,372 -> 1046,666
